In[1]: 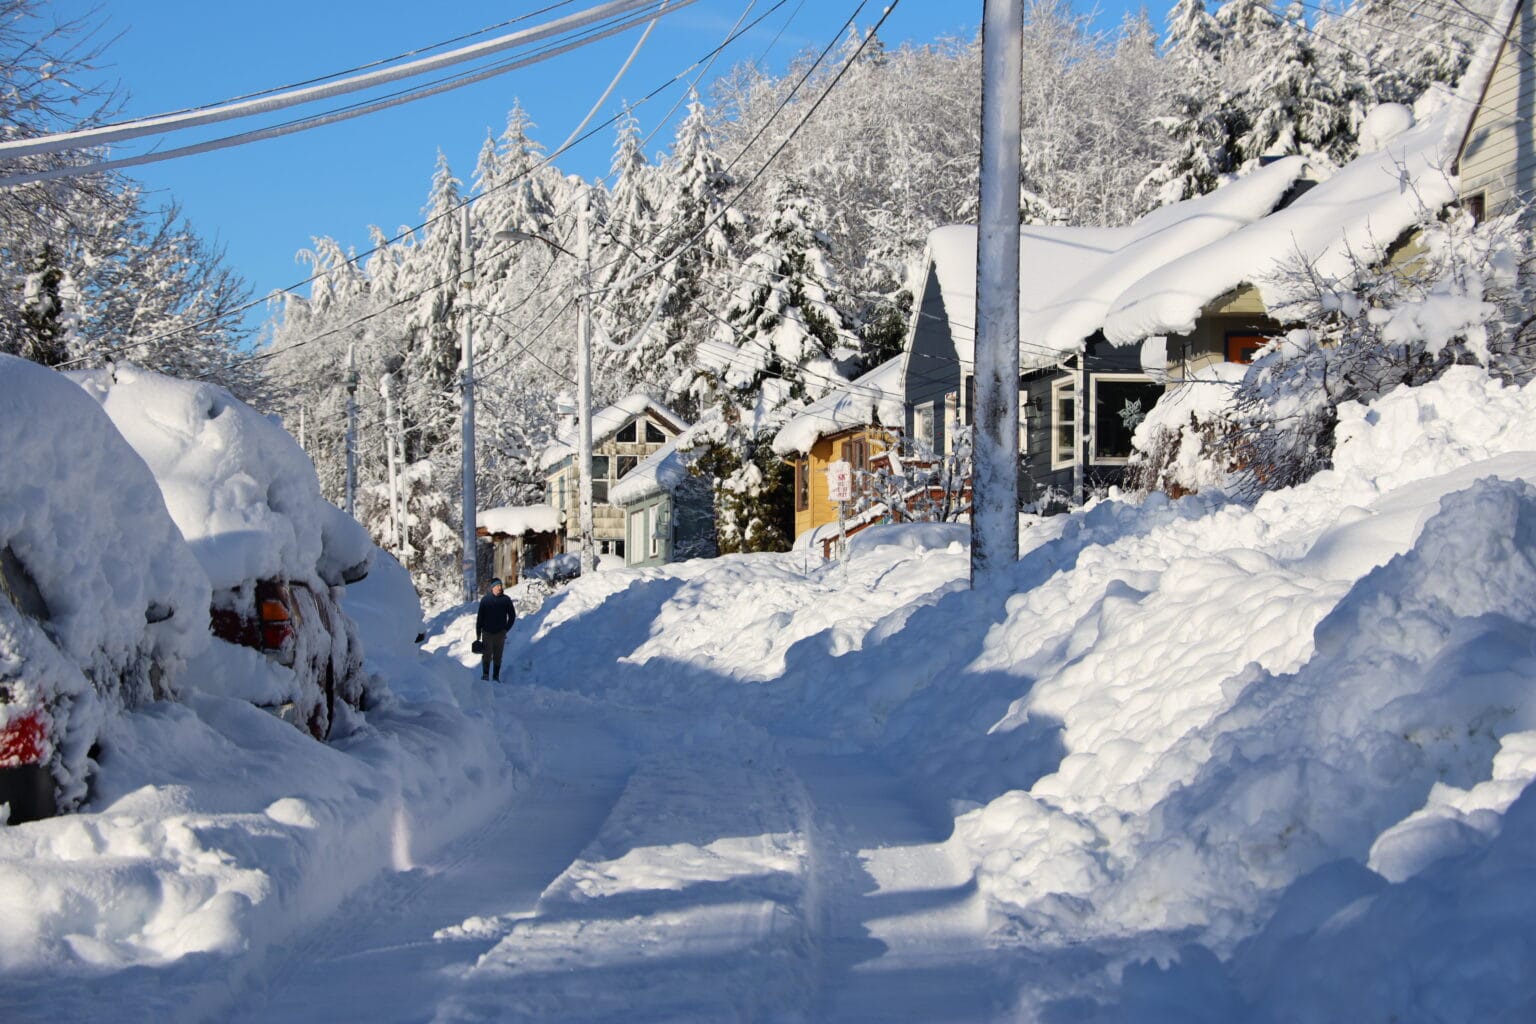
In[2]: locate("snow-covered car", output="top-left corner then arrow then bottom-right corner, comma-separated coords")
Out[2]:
73,365 -> 378,740
1,356 -> 209,821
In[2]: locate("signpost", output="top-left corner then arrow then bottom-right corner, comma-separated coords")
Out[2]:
827,459 -> 852,567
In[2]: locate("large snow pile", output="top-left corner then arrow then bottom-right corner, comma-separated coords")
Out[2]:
71,364 -> 371,593
0,356 -> 210,808
503,366 -> 1536,1019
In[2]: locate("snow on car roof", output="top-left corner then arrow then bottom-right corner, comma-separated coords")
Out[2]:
71,364 -> 371,592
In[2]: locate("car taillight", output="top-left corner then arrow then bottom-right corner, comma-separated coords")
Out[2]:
0,711 -> 46,768
261,622 -> 294,649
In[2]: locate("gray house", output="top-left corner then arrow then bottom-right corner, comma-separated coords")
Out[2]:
1453,0 -> 1535,219
608,434 -> 716,568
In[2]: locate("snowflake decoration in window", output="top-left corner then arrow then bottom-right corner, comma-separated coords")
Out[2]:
1118,398 -> 1145,431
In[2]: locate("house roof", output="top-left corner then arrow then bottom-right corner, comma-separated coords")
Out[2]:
538,394 -> 687,472
770,355 -> 906,456
916,155 -> 1312,372
609,434 -> 692,507
479,504 -> 561,536
1104,102 -> 1464,341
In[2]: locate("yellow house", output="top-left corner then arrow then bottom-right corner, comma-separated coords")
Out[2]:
771,357 -> 905,545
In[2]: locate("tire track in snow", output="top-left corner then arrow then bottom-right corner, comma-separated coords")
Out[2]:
797,752 -> 1003,1023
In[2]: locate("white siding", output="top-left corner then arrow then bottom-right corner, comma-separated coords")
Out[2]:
1459,2 -> 1536,216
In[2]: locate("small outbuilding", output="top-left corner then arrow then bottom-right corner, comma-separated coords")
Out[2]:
476,504 -> 563,586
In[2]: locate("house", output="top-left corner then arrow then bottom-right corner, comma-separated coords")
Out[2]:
477,504 -> 563,585
539,394 -> 686,559
1452,0 -> 1533,219
608,434 -> 716,568
904,154 -> 1312,504
906,86 -> 1475,505
770,356 -> 906,545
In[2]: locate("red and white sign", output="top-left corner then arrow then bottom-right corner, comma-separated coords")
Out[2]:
826,460 -> 853,502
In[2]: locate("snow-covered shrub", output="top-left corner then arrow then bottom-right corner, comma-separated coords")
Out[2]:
684,415 -> 792,555
1126,364 -> 1245,497
1217,206 -> 1536,498
853,430 -> 972,524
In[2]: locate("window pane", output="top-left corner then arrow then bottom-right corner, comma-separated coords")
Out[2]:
590,456 -> 609,479
645,422 -> 665,443
617,456 -> 637,479
617,421 -> 638,443
1093,379 -> 1164,460
592,479 -> 609,503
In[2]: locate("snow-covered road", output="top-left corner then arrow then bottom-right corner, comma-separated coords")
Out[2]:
209,684 -> 995,1023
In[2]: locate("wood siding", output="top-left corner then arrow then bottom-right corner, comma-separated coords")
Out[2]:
542,412 -> 678,549
1458,1 -> 1536,216
792,427 -> 891,540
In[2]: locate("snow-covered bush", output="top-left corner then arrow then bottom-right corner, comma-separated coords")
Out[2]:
853,430 -> 973,525
1216,206 -> 1536,498
685,415 -> 793,555
1126,364 -> 1245,497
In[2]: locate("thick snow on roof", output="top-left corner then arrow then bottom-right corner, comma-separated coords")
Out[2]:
72,365 -> 372,593
537,394 -> 685,471
479,504 -> 561,536
770,355 -> 907,456
608,429 -> 702,507
924,157 -> 1310,370
1104,106 -> 1461,343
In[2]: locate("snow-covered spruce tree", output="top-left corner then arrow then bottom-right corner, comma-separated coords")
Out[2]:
689,179 -> 857,421
684,409 -> 793,555
638,91 -> 745,411
1219,206 -> 1536,498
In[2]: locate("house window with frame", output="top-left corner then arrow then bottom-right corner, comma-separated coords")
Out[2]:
616,420 -> 638,443
843,437 -> 870,472
795,458 -> 810,512
914,403 -> 936,449
1051,378 -> 1076,469
616,455 -> 638,479
645,421 -> 666,443
650,505 -> 667,559
1090,373 -> 1164,464
590,455 -> 610,503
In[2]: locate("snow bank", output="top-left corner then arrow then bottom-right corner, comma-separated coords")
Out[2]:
0,356 -> 210,808
505,366 -> 1536,1019
71,365 -> 371,593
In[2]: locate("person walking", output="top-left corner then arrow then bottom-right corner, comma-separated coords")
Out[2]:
475,578 -> 516,681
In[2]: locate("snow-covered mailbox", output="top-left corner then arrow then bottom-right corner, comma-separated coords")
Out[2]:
0,356 -> 210,821
74,365 -> 378,741
476,504 -> 563,585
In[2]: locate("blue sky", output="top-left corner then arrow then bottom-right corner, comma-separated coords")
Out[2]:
51,1 -> 1174,336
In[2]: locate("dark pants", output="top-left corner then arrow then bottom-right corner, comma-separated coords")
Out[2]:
480,630 -> 507,679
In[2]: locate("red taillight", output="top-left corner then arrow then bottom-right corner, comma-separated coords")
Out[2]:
259,598 -> 290,623
261,622 -> 294,650
0,712 -> 46,767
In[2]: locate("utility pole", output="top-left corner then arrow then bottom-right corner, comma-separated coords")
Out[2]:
381,372 -> 405,555
971,0 -> 1023,591
344,344 -> 359,517
575,188 -> 597,576
459,205 -> 479,603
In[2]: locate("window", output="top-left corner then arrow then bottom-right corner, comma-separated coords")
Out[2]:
1457,191 -> 1486,224
590,456 -> 609,503
795,458 -> 810,512
1225,333 -> 1270,364
843,437 -> 870,472
1090,374 -> 1165,464
1051,378 -> 1076,469
1018,389 -> 1032,451
616,421 -> 638,443
914,403 -> 935,449
645,421 -> 666,443
650,505 -> 667,559
616,455 -> 637,479
943,392 -> 959,455
963,374 -> 975,425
